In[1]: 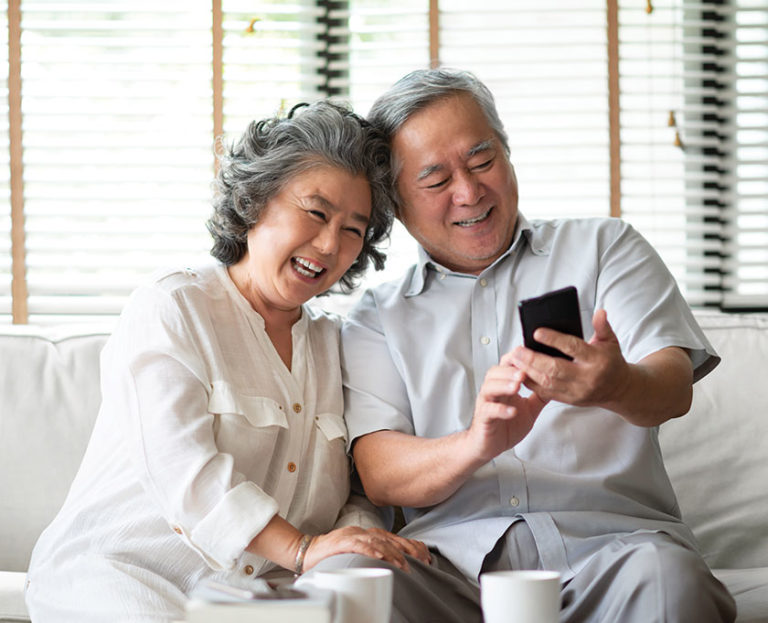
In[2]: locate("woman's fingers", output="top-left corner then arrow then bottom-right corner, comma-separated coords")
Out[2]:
367,528 -> 431,565
307,527 -> 415,571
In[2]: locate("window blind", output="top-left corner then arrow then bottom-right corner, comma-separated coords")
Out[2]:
723,0 -> 768,308
19,0 -> 214,323
220,0 -> 327,143
316,0 -> 429,316
619,0 -> 768,309
2,1 -> 766,323
439,1 -> 611,220
618,0 -> 710,304
0,3 -> 10,318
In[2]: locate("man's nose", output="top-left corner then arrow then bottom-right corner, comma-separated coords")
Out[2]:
452,169 -> 483,206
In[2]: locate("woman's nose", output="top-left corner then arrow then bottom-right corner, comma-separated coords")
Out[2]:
313,226 -> 340,255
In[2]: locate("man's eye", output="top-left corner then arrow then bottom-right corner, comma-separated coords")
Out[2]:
425,178 -> 449,189
472,158 -> 493,171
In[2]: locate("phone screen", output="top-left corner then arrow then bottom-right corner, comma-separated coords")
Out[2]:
517,286 -> 584,360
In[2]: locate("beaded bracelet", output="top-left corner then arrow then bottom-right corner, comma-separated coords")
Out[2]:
294,533 -> 315,575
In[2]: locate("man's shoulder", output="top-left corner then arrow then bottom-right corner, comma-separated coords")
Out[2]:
528,216 -> 630,236
525,216 -> 636,254
344,265 -> 420,329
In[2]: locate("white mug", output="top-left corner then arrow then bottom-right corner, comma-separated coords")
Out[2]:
480,570 -> 561,623
300,567 -> 393,623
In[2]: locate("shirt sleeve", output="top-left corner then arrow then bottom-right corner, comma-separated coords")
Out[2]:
100,284 -> 279,570
594,220 -> 719,382
341,288 -> 415,448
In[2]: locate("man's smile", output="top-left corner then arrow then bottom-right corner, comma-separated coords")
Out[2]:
454,207 -> 493,227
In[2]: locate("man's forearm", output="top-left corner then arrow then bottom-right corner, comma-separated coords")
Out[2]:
603,346 -> 693,427
352,429 -> 486,508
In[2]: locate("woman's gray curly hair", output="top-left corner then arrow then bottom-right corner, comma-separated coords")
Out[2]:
207,101 -> 394,293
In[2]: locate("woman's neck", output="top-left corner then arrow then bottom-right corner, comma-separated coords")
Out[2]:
227,263 -> 301,370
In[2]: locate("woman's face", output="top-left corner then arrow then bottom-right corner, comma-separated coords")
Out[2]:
231,163 -> 372,315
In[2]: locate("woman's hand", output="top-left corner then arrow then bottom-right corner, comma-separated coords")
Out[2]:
302,526 -> 430,572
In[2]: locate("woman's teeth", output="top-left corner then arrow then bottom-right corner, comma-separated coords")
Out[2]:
456,208 -> 491,227
292,257 -> 324,278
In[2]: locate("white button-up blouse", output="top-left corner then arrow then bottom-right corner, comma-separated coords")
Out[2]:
27,263 -> 368,602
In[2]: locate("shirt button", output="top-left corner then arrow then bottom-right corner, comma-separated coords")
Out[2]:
480,336 -> 490,345
292,403 -> 302,413
244,565 -> 254,575
287,462 -> 297,473
509,496 -> 520,507
479,278 -> 488,287
173,525 -> 183,534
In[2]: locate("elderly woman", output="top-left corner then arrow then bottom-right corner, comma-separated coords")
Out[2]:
25,101 -> 426,622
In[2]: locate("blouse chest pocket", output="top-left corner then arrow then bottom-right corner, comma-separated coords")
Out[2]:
208,381 -> 289,430
314,412 -> 348,444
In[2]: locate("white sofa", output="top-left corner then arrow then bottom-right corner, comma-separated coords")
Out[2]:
1,312 -> 767,622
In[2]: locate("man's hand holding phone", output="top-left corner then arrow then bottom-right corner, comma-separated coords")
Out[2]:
514,288 -> 631,409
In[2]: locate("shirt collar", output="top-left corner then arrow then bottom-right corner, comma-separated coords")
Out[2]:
404,213 -> 547,297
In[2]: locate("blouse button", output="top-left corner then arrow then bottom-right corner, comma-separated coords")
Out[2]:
287,462 -> 297,473
479,278 -> 488,287
509,496 -> 520,507
293,403 -> 302,413
480,336 -> 491,345
244,565 -> 254,575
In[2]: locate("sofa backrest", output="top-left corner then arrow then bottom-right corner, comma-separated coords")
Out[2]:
660,312 -> 768,570
0,325 -> 110,572
2,313 -> 766,573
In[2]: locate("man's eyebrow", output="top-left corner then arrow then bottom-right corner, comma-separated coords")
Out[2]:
309,194 -> 369,225
467,139 -> 495,157
416,163 -> 443,182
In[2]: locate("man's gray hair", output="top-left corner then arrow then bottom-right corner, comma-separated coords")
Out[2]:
367,68 -> 510,158
207,100 -> 394,293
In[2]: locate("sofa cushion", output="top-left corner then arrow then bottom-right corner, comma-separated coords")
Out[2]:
0,326 -> 110,572
660,312 -> 768,570
0,571 -> 27,622
714,568 -> 768,623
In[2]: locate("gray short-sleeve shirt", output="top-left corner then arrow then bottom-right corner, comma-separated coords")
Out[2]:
341,215 -> 718,583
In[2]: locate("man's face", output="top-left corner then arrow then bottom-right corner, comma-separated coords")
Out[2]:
392,93 -> 519,275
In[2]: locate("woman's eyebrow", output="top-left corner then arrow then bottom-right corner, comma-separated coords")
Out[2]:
309,194 -> 369,225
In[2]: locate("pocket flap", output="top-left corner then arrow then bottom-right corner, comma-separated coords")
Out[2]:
315,412 -> 348,442
208,381 -> 288,429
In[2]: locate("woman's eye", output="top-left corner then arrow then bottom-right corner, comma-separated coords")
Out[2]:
308,209 -> 327,221
344,226 -> 364,238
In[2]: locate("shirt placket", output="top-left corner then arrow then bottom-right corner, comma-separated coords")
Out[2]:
471,268 -> 530,516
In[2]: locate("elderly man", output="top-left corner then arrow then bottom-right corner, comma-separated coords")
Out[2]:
338,68 -> 736,622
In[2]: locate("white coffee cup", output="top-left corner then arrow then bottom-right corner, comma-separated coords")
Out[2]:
480,569 -> 561,623
300,567 -> 393,623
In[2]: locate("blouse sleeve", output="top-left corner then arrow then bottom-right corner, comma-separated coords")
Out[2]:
100,284 -> 279,570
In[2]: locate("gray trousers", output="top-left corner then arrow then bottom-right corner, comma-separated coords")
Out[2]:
483,522 -> 736,622
306,550 -> 482,623
308,521 -> 737,623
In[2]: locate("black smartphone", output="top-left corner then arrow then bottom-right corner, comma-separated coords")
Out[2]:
518,286 -> 584,360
